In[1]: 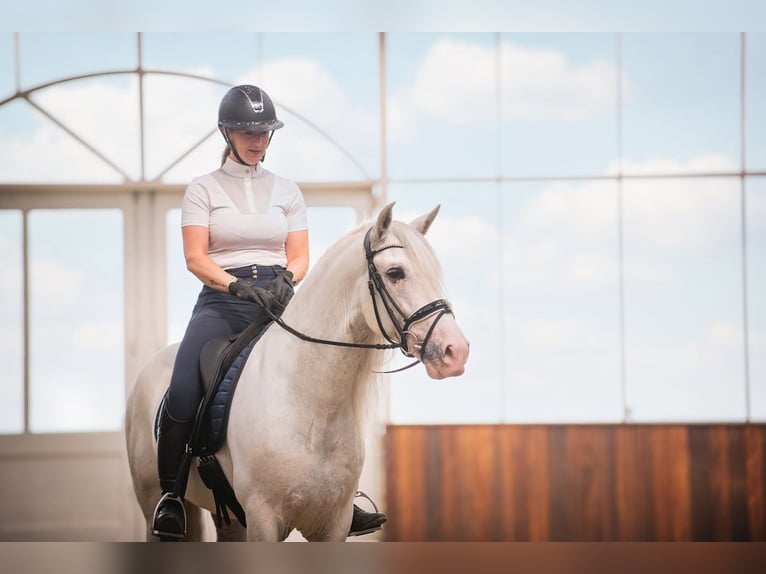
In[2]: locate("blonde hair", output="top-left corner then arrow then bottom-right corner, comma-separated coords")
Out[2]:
220,146 -> 230,166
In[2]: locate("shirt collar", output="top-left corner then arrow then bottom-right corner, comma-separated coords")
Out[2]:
221,157 -> 263,178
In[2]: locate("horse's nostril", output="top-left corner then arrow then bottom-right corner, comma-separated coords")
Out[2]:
444,344 -> 454,360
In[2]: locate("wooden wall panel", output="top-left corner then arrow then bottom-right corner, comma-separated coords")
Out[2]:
383,424 -> 766,541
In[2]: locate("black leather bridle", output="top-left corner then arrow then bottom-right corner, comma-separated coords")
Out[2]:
263,227 -> 454,369
362,228 -> 453,359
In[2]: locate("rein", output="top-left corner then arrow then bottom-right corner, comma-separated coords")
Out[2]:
259,227 -> 454,373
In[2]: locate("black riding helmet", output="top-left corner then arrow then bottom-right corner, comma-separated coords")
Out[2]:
218,85 -> 284,166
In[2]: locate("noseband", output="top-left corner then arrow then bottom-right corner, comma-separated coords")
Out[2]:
363,228 -> 453,358
263,226 -> 454,368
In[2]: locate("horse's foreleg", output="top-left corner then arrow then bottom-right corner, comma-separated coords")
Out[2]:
304,505 -> 353,542
243,498 -> 282,541
214,515 -> 247,542
184,502 -> 206,541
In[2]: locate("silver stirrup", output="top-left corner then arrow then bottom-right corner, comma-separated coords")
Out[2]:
354,490 -> 380,513
151,493 -> 187,539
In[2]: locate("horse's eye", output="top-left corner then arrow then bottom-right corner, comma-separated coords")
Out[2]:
386,267 -> 405,282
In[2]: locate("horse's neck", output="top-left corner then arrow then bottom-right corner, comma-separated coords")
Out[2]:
277,236 -> 379,405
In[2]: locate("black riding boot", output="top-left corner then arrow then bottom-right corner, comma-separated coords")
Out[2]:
152,402 -> 194,540
348,491 -> 387,536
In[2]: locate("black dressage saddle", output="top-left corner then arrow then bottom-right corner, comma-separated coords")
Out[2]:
155,314 -> 274,528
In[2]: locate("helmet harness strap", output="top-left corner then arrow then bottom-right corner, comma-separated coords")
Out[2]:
222,128 -> 275,167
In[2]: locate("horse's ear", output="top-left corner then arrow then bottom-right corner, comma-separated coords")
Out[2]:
371,202 -> 395,243
410,204 -> 441,235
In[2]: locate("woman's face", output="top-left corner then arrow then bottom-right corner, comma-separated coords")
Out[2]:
228,129 -> 270,164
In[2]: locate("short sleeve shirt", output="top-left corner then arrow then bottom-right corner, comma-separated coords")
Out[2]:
181,158 -> 308,269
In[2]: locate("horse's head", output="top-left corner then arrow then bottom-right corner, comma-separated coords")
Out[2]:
362,202 -> 470,379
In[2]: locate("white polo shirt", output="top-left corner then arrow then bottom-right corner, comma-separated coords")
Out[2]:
181,158 -> 308,269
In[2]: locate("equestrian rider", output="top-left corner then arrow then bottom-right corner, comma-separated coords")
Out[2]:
151,84 -> 387,540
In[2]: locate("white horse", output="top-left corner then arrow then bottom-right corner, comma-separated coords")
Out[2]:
125,202 -> 469,541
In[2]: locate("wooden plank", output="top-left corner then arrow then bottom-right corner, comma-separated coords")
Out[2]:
384,424 -> 766,541
726,426 -> 750,540
688,425 -> 721,540
549,426 -> 617,540
743,426 -> 766,540
650,426 -> 692,540
384,426 -> 427,540
497,426 -> 551,541
614,425 -> 656,540
452,426 -> 502,541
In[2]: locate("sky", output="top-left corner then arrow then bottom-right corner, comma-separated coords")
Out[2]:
0,30 -> 765,432
2,1 -> 766,32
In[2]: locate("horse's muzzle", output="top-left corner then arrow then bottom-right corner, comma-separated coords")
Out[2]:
421,316 -> 470,379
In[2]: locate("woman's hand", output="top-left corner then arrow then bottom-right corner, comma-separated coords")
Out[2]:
228,278 -> 274,308
267,269 -> 295,311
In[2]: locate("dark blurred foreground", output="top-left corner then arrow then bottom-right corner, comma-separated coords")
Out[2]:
2,542 -> 765,574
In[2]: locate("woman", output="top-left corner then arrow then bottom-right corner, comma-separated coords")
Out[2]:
152,84 -> 386,540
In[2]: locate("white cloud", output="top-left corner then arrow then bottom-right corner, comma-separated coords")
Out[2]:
513,180 -> 617,243
0,59 -> 379,183
501,153 -> 743,292
73,321 -> 123,352
623,260 -> 675,286
0,120 -> 120,183
704,321 -> 744,349
32,81 -> 142,180
422,213 -> 501,258
512,317 -> 599,349
405,37 -> 621,127
141,72 -> 222,178
621,154 -> 741,251
562,253 -> 619,285
247,58 -> 379,179
29,260 -> 83,314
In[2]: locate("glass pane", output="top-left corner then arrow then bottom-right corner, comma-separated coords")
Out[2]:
29,74 -> 141,181
501,33 -> 618,177
387,182 -> 504,423
28,209 -> 125,433
746,33 -> 766,171
621,34 -> 740,175
502,180 -> 623,422
261,33 -> 380,181
141,32 -> 278,179
748,177 -> 766,421
0,98 -> 123,184
143,75 -> 223,182
141,33 -> 262,89
0,33 -> 14,101
306,206 -> 357,263
144,33 -> 378,183
386,33 -> 499,180
622,178 -> 745,421
0,210 -> 24,434
18,33 -> 136,88
161,134 -> 223,185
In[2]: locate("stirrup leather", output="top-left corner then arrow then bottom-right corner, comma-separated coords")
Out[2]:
151,493 -> 187,539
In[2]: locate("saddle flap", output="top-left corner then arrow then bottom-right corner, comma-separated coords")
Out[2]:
193,319 -> 274,456
200,335 -> 236,396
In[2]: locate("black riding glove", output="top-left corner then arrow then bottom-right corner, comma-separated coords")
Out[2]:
267,269 -> 295,311
228,278 -> 274,308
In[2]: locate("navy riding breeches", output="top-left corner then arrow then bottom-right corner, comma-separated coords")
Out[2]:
164,265 -> 281,422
